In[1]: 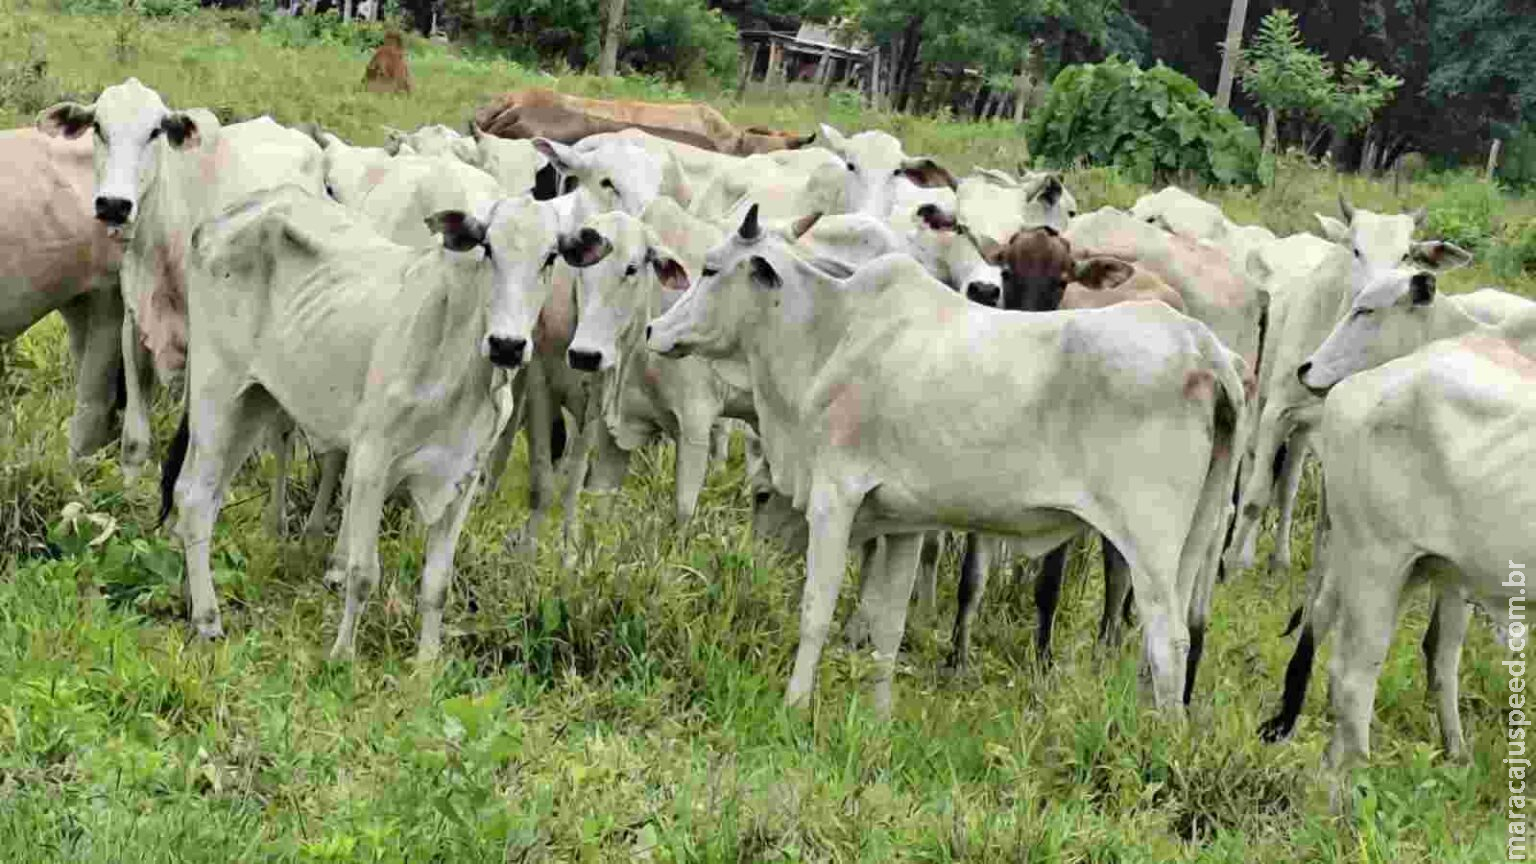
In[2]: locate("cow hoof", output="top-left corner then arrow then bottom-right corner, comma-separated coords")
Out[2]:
322,565 -> 347,593
940,656 -> 969,679
1257,714 -> 1294,743
194,619 -> 225,641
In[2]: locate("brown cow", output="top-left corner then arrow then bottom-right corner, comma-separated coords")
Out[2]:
474,88 -> 807,155
363,30 -> 412,95
998,226 -> 1185,313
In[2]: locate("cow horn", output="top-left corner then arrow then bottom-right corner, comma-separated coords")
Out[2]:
740,203 -> 761,241
1409,206 -> 1427,228
1338,193 -> 1355,223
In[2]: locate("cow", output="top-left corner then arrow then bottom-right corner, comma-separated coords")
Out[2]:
162,185 -> 563,657
1131,185 -> 1278,271
362,29 -> 411,95
645,204 -> 1246,714
572,128 -> 737,204
309,129 -> 394,206
474,88 -> 807,156
557,198 -> 756,527
955,169 -> 1078,244
808,124 -> 958,219
36,79 -> 326,492
468,126 -> 553,199
1225,198 -> 1474,577
384,123 -> 478,164
0,129 -> 124,460
1258,312 -> 1535,784
688,147 -> 846,224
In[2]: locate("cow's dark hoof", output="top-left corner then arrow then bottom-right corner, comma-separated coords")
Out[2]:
1258,714 -> 1294,743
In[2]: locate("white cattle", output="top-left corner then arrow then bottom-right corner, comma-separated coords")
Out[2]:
646,205 -> 1246,713
37,79 -> 325,479
808,124 -> 957,219
573,128 -> 738,204
1225,199 -> 1474,574
310,130 -> 393,207
559,198 -> 755,524
689,147 -> 845,224
384,123 -> 478,163
1131,185 -> 1279,272
468,127 -> 551,198
0,129 -> 123,459
165,185 -> 562,657
1259,313 -> 1535,779
797,207 -> 1004,305
955,169 -> 1078,244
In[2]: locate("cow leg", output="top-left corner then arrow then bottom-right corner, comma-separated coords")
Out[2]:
845,537 -> 885,648
62,288 -> 125,460
1124,545 -> 1188,712
1098,537 -> 1132,649
1422,584 -> 1470,760
1324,561 -> 1403,778
1226,407 -> 1293,572
911,531 -> 941,617
864,532 -> 923,718
673,409 -> 715,525
557,386 -> 602,566
709,419 -> 731,465
414,472 -> 480,663
482,368 -> 528,496
1031,542 -> 1069,668
264,420 -> 293,537
508,360 -> 554,553
303,450 -> 345,538
1269,438 -> 1308,575
784,481 -> 860,709
329,445 -> 390,661
175,383 -> 275,640
118,313 -> 155,477
946,533 -> 995,673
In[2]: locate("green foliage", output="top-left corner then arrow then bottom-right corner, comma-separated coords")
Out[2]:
622,0 -> 740,85
1490,216 -> 1536,279
1423,174 -> 1503,252
259,10 -> 396,52
1240,8 -> 1330,118
1315,57 -> 1402,138
1026,57 -> 1262,186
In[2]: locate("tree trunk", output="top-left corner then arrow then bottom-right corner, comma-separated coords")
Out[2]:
597,0 -> 626,78
1214,0 -> 1249,110
1487,139 -> 1503,180
868,47 -> 882,109
342,0 -> 353,22
894,15 -> 925,113
738,41 -> 759,98
1262,107 -> 1278,156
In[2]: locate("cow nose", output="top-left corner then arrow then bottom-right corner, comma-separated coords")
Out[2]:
1295,362 -> 1312,384
567,348 -> 602,372
486,335 -> 527,368
966,282 -> 1001,307
95,197 -> 132,226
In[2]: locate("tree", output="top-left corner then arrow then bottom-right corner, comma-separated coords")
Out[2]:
1239,8 -> 1330,156
1213,0 -> 1247,109
598,0 -> 627,76
1313,57 -> 1400,161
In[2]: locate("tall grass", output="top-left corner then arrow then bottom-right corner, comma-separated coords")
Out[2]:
0,7 -> 1523,860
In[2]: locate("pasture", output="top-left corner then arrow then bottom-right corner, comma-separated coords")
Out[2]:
0,7 -> 1527,861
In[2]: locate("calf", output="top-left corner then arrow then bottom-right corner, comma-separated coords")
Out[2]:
647,205 -> 1245,714
809,124 -> 957,219
0,129 -> 123,459
164,186 -> 562,657
363,30 -> 412,94
1260,313 -> 1535,782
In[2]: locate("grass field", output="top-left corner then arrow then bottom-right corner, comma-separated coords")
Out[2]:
0,6 -> 1527,861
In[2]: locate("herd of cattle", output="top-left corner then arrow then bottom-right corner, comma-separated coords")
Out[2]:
5,77 -> 1533,782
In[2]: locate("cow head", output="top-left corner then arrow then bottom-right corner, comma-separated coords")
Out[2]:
1315,195 -> 1472,297
426,196 -> 563,369
811,124 -> 955,219
1000,227 -> 1132,312
533,137 -> 663,218
1296,268 -> 1443,394
647,203 -> 818,358
559,213 -> 691,373
1018,172 -> 1078,234
908,204 -> 1005,307
470,127 -> 552,200
386,123 -> 476,163
315,132 -> 394,207
38,78 -> 205,235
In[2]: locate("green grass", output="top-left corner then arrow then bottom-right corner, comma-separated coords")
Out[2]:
0,7 -> 1525,860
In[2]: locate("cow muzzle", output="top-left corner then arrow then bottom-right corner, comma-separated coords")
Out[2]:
566,347 -> 602,372
486,335 -> 528,369
1295,362 -> 1331,397
966,281 -> 1002,307
644,323 -> 691,359
95,196 -> 133,228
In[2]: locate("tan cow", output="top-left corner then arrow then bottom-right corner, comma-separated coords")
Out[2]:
0,129 -> 124,459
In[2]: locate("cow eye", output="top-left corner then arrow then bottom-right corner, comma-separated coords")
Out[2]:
625,263 -> 639,277
600,178 -> 616,191
702,267 -> 719,278
1352,247 -> 1361,259
1351,308 -> 1373,319
542,252 -> 557,269
845,162 -> 856,172
149,127 -> 163,141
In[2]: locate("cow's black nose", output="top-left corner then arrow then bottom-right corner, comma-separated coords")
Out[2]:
644,325 -> 653,342
1295,362 -> 1312,384
966,282 -> 1001,307
567,348 -> 602,372
487,336 -> 527,368
95,197 -> 132,226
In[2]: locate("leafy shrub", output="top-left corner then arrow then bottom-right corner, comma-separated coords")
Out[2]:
1500,126 -> 1536,190
1489,216 -> 1536,279
0,34 -> 69,116
259,10 -> 393,51
621,0 -> 739,85
1424,174 -> 1501,251
1026,57 -> 1262,186
44,503 -> 186,615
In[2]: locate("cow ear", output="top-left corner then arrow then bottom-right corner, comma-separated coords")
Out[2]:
1408,272 -> 1436,305
788,211 -> 822,240
160,113 -> 202,149
558,227 -> 613,268
898,157 -> 957,190
1246,249 -> 1273,285
784,133 -> 812,151
976,235 -> 1007,265
532,137 -> 582,174
425,210 -> 487,253
748,255 -> 781,290
916,203 -> 957,231
37,102 -> 95,139
648,247 -> 690,291
1072,257 -> 1134,290
1408,206 -> 1427,229
1410,240 -> 1472,272
531,162 -> 560,201
1315,214 -> 1350,243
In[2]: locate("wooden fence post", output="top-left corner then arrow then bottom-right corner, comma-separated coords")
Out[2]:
1488,139 -> 1503,181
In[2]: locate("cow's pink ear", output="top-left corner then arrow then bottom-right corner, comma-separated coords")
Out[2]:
651,254 -> 689,291
897,158 -> 957,190
1072,256 -> 1134,290
161,113 -> 201,149
425,210 -> 487,252
788,211 -> 822,240
36,102 -> 94,139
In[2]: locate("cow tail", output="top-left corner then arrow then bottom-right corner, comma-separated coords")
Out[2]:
1181,324 -> 1248,704
158,408 -> 190,530
1259,560 -> 1339,742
